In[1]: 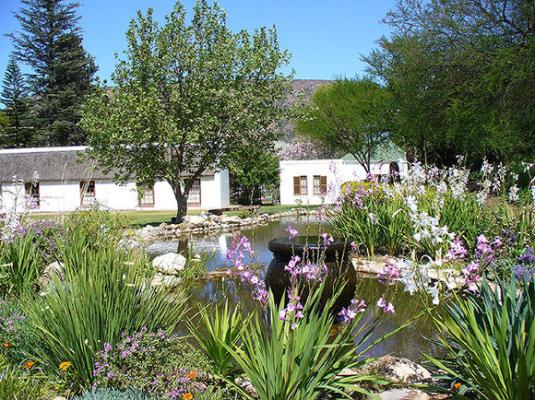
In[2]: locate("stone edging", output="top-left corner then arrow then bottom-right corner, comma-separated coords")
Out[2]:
136,208 -> 317,242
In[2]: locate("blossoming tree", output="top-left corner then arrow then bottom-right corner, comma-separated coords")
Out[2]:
81,0 -> 291,221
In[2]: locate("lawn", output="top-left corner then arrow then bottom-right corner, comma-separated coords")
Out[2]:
28,204 -> 318,227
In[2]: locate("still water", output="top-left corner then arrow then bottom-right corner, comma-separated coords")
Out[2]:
150,216 -> 440,361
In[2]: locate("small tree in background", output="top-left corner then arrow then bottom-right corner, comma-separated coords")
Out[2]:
81,0 -> 291,221
295,78 -> 391,173
227,146 -> 280,205
1,56 -> 32,147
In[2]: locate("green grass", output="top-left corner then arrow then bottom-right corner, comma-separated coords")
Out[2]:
28,205 -> 317,227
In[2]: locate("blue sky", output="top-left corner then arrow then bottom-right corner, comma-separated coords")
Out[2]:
0,0 -> 395,82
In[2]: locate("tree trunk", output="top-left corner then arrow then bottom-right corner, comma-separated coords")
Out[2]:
175,190 -> 188,223
171,180 -> 189,223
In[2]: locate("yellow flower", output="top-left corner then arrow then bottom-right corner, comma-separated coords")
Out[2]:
24,360 -> 35,369
59,361 -> 72,371
453,382 -> 462,391
182,393 -> 193,400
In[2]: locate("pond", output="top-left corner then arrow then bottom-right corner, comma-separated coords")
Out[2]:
148,216 -> 441,361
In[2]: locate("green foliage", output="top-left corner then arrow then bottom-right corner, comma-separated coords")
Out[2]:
295,78 -> 392,172
0,55 -> 32,147
427,277 -> 535,399
0,232 -> 43,298
332,183 -> 411,257
227,145 -> 280,205
365,0 -> 535,165
223,285 -> 386,400
333,182 -> 497,258
75,389 -> 154,400
21,238 -> 188,390
93,328 -> 211,397
81,0 -> 291,221
0,354 -> 49,400
189,299 -> 249,376
8,0 -> 96,145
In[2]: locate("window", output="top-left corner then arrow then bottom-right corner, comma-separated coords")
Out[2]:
138,182 -> 155,207
187,179 -> 201,206
25,182 -> 40,208
313,175 -> 327,195
293,176 -> 308,195
80,180 -> 96,206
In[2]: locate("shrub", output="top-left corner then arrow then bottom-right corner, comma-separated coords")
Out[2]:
427,276 -> 535,399
189,299 -> 249,376
75,388 -> 153,400
332,184 -> 411,256
224,284 -> 388,400
93,328 -> 212,398
0,354 -> 50,400
0,232 -> 44,297
21,240 -> 188,390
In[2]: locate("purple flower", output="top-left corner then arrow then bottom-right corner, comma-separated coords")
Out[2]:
338,299 -> 366,323
286,225 -> 298,239
377,296 -> 395,314
446,237 -> 467,261
378,258 -> 400,284
518,247 -> 535,265
462,261 -> 481,293
476,235 -> 495,261
321,232 -> 334,246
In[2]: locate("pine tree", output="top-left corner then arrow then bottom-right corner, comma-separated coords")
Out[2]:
8,0 -> 96,145
1,56 -> 32,147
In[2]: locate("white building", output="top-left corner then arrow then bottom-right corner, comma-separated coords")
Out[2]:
279,143 -> 409,206
0,146 -> 231,213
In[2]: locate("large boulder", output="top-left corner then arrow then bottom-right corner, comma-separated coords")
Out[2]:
377,389 -> 430,400
151,252 -> 186,275
118,236 -> 143,251
139,225 -> 160,241
367,355 -> 432,384
150,272 -> 182,287
38,261 -> 64,288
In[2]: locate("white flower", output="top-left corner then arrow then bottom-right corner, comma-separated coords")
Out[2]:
427,284 -> 440,305
508,185 -> 520,203
368,212 -> 378,225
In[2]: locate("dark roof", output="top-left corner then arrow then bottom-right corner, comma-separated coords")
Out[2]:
0,148 -> 113,182
0,147 -> 216,182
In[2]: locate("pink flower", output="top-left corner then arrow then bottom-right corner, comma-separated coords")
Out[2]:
321,232 -> 334,246
378,258 -> 400,284
446,237 -> 467,261
338,299 -> 366,323
377,296 -> 395,314
286,225 -> 298,239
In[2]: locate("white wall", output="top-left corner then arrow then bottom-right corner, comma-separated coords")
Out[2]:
0,170 -> 231,213
279,159 -> 408,206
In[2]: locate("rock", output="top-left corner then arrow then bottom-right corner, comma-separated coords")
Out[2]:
38,261 -> 64,287
151,272 -> 182,287
118,236 -> 143,250
183,215 -> 206,225
152,253 -> 186,275
221,215 -> 242,224
139,225 -> 160,240
367,355 -> 432,384
376,389 -> 429,400
352,255 -> 389,275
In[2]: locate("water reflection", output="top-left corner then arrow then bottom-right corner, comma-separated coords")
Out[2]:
158,216 -> 440,361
